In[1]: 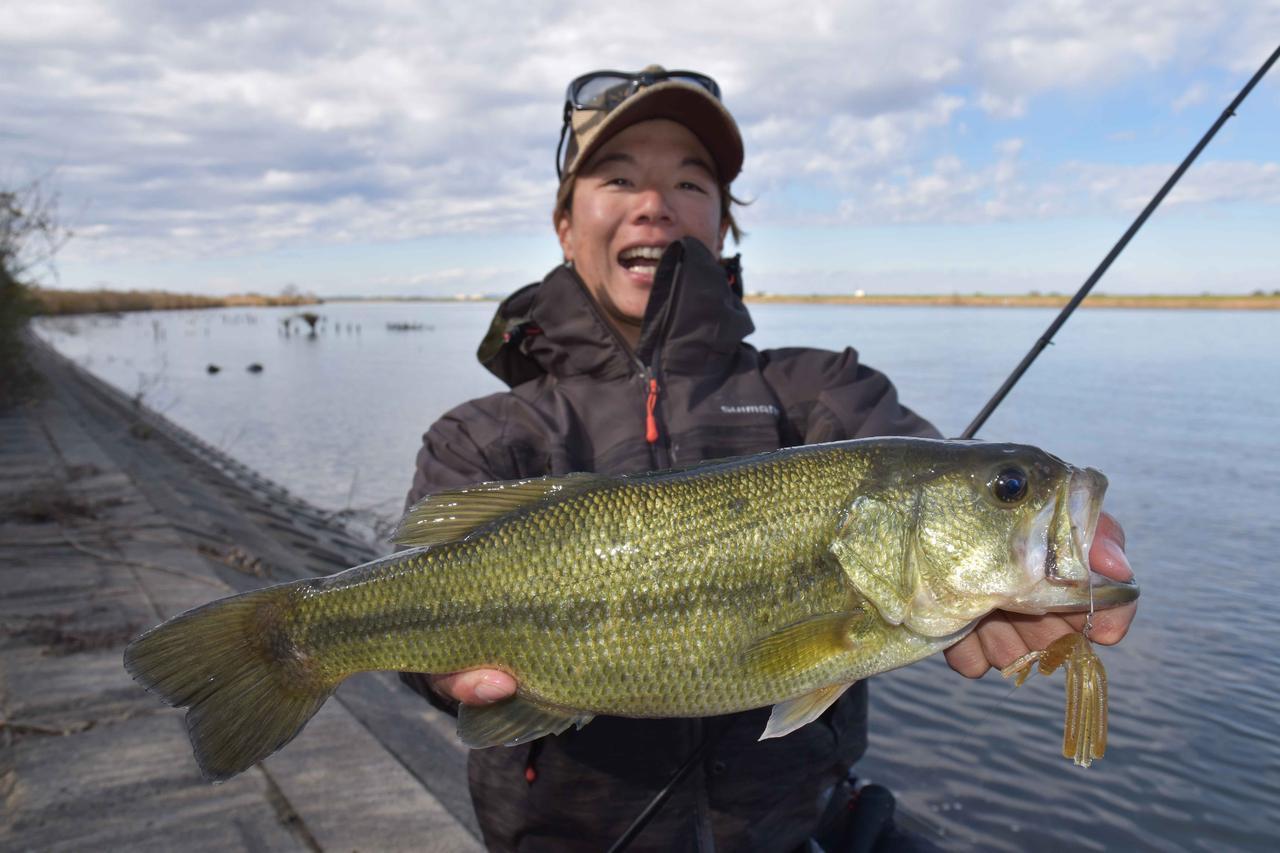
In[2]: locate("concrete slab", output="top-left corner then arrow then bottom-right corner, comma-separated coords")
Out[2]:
1,713 -> 308,852
264,701 -> 482,853
1,349 -> 481,851
1,646 -> 156,729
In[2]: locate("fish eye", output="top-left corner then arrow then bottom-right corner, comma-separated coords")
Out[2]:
990,467 -> 1030,504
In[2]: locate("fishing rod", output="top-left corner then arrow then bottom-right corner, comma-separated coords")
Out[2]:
961,42 -> 1280,440
609,43 -> 1280,852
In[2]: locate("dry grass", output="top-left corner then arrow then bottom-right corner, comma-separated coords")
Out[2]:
31,287 -> 320,316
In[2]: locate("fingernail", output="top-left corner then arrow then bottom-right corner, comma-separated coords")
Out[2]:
1094,536 -> 1133,581
474,678 -> 509,703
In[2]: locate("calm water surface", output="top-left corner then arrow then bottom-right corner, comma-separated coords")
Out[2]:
35,302 -> 1280,851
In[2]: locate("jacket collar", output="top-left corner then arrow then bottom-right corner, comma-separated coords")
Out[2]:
478,237 -> 754,387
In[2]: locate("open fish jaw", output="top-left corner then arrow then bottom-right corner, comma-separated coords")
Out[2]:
1004,465 -> 1138,614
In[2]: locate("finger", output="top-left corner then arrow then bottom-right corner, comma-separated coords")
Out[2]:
973,612 -> 1033,671
1006,610 -> 1075,655
1096,511 -> 1126,550
429,669 -> 517,705
1062,601 -> 1137,645
1090,523 -> 1133,582
944,632 -> 992,678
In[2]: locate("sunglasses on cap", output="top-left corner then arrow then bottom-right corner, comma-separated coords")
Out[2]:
555,69 -> 723,179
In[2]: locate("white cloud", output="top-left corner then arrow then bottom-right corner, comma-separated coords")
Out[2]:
976,90 -> 1027,118
3,0 -> 1275,287
1172,82 -> 1209,112
1067,160 -> 1280,211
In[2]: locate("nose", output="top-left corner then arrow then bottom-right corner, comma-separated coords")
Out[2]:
632,187 -> 674,225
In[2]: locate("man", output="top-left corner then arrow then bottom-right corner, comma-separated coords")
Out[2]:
403,67 -> 1135,851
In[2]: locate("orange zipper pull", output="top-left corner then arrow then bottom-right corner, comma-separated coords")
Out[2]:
645,378 -> 660,443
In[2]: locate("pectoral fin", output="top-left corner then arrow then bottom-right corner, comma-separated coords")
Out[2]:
457,695 -> 594,748
830,496 -> 916,625
741,610 -> 868,681
761,683 -> 854,740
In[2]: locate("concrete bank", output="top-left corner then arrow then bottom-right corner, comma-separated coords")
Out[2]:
1,342 -> 481,851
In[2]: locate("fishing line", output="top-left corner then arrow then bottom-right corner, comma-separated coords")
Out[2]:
611,43 -> 1280,852
1084,563 -> 1096,640
961,42 -> 1280,441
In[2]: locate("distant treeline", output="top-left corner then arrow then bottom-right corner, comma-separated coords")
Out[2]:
31,288 -> 321,316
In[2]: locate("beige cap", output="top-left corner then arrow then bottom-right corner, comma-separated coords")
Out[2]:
561,66 -> 744,184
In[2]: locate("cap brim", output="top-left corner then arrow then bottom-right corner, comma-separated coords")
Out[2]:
565,81 -> 743,183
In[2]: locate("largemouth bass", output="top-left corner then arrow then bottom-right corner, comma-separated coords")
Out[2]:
124,438 -> 1138,781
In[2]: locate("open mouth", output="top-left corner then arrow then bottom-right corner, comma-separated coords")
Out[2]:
1009,467 -> 1139,613
1065,467 -> 1106,580
618,245 -> 667,281
1025,467 -> 1105,585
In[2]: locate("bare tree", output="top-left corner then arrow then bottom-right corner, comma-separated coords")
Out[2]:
1,178 -> 72,409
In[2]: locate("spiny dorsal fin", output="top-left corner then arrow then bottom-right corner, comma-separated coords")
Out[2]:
457,694 -> 594,748
393,472 -> 608,548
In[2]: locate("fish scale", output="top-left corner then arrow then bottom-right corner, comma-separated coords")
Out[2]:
294,450 -> 860,714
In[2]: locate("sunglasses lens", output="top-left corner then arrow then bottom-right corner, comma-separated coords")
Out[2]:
668,73 -> 720,99
572,74 -> 634,110
571,71 -> 720,111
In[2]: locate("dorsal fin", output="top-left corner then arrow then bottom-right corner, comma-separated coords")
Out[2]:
393,472 -> 608,548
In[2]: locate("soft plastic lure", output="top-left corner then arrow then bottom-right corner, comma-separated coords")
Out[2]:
1002,632 -> 1108,767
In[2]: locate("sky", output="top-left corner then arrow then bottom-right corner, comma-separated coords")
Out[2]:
4,0 -> 1279,297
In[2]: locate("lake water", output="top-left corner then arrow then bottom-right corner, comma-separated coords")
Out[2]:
35,301 -> 1279,851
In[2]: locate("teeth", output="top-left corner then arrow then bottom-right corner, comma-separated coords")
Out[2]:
619,245 -> 666,261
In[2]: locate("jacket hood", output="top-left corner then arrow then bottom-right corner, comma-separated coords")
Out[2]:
478,238 -> 753,388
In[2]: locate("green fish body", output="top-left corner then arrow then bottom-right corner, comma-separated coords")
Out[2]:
124,437 -> 1137,781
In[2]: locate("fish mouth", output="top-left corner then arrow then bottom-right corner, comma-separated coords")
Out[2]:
1006,467 -> 1139,614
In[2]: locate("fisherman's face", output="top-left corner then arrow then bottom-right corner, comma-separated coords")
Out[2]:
557,119 -> 727,345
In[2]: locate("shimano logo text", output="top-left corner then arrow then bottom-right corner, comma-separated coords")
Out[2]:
720,404 -> 779,416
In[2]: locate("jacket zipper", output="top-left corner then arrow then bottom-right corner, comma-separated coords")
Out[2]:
561,261 -> 676,470
644,371 -> 660,444
640,255 -> 681,469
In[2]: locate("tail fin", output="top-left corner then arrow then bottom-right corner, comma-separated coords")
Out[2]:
124,581 -> 338,782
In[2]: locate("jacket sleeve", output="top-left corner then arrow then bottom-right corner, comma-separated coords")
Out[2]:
760,347 -> 941,442
405,393 -> 523,508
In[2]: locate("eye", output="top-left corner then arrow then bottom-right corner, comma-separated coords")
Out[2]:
678,180 -> 707,193
990,467 -> 1029,504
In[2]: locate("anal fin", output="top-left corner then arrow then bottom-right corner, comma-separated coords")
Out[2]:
457,695 -> 595,748
761,683 -> 854,740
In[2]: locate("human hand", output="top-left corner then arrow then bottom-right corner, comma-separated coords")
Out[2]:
944,512 -> 1137,678
429,669 -> 518,705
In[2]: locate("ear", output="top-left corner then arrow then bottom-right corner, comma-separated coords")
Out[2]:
716,218 -> 729,256
556,211 -> 574,263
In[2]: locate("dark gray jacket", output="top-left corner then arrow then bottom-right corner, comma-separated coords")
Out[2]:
404,238 -> 938,852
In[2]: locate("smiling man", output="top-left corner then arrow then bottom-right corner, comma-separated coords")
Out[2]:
401,66 -> 1134,852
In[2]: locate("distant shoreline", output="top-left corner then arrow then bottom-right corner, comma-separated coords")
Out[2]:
741,293 -> 1280,310
334,292 -> 1280,310
29,287 -> 1280,314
